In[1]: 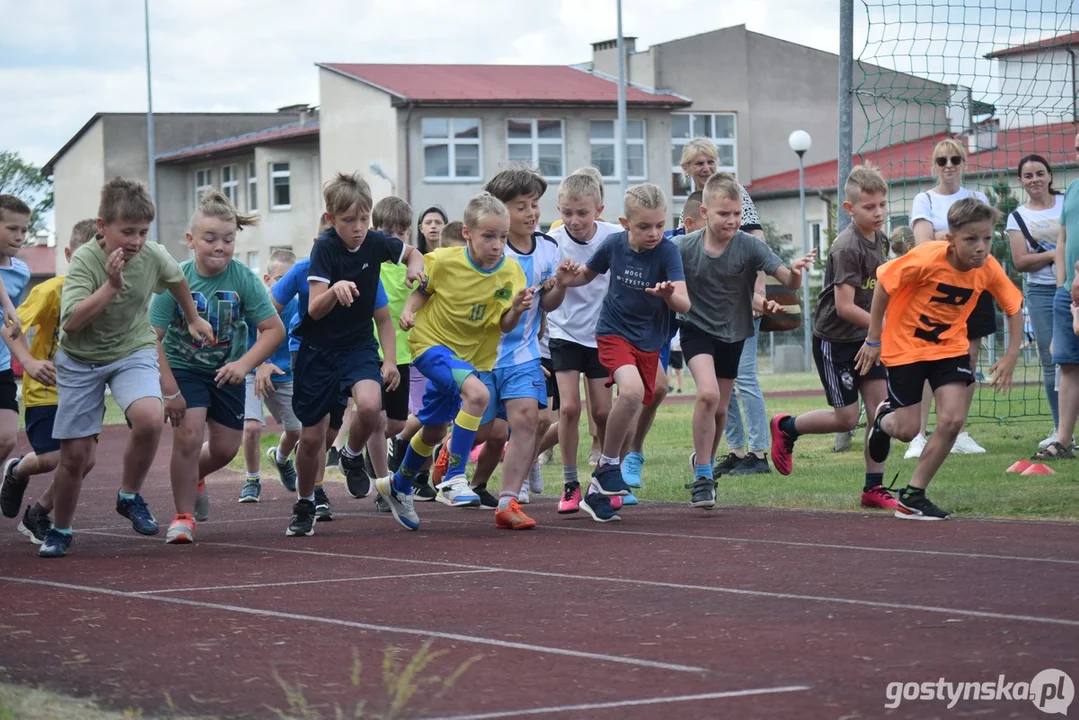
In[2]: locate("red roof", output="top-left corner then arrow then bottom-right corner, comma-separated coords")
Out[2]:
747,121 -> 1079,195
17,245 -> 55,277
985,31 -> 1079,59
318,64 -> 691,107
156,121 -> 319,164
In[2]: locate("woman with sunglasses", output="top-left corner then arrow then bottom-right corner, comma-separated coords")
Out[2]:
1007,154 -> 1064,456
906,138 -> 991,458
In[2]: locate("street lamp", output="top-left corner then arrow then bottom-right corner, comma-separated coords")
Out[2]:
369,162 -> 396,195
788,129 -> 812,373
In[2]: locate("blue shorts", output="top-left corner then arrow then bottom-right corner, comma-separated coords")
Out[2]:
292,342 -> 382,427
413,346 -> 477,426
25,405 -> 60,455
173,368 -> 246,431
1052,286 -> 1079,365
659,341 -> 672,372
480,359 -> 548,425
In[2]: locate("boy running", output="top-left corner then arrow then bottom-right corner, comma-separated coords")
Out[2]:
0,195 -> 32,471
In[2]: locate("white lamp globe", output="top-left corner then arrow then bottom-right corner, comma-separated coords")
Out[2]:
788,130 -> 812,154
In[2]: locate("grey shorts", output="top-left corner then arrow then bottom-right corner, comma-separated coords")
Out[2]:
244,374 -> 302,432
54,347 -> 160,439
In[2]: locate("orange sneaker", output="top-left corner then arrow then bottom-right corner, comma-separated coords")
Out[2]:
430,442 -> 451,488
495,498 -> 537,530
166,513 -> 195,544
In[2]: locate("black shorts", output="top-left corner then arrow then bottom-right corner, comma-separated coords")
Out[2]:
173,369 -> 246,431
550,339 -> 607,380
0,370 -> 17,412
668,351 -> 684,370
885,354 -> 975,408
382,363 -> 411,423
25,405 -> 60,455
966,292 -> 997,339
541,357 -> 560,411
292,342 -> 382,427
679,323 -> 745,380
813,337 -> 887,409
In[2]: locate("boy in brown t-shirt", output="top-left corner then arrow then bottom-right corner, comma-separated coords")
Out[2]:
768,166 -> 898,510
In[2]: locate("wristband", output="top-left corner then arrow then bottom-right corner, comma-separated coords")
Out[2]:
163,390 -> 181,401
863,339 -> 882,348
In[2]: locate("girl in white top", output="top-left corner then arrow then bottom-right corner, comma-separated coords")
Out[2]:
1007,153 -> 1063,452
907,137 -> 990,458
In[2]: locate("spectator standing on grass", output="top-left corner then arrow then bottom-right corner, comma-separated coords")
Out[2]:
1006,154 -> 1063,453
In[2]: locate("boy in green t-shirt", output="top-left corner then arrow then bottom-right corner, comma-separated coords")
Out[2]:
151,190 -> 284,544
40,178 -> 214,559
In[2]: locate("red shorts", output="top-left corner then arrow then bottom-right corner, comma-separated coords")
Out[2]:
596,335 -> 661,405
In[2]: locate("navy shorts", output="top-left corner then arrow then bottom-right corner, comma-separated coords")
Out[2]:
292,342 -> 382,427
0,370 -> 16,412
25,405 -> 61,455
173,369 -> 246,431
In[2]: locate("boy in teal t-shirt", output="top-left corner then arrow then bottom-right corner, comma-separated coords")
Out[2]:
151,191 -> 284,544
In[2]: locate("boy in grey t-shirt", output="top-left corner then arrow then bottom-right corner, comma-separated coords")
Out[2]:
676,174 -> 815,509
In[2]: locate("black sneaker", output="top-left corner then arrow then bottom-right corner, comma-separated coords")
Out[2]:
686,476 -> 717,509
712,453 -> 742,477
325,447 -> 340,469
314,487 -> 333,521
286,499 -> 317,536
867,400 -> 894,464
474,487 -> 498,509
412,475 -> 437,502
39,528 -> 72,558
895,489 -> 950,521
590,464 -> 630,496
18,505 -> 52,545
339,450 -> 371,499
0,457 -> 27,519
389,437 -> 408,473
579,491 -> 620,523
727,454 -> 771,475
116,492 -> 159,535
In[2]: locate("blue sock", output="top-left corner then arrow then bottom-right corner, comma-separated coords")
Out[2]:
54,526 -> 72,536
393,435 -> 434,494
695,463 -> 712,479
445,410 -> 482,481
118,491 -> 136,501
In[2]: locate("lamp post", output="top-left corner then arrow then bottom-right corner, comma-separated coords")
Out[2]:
788,129 -> 812,373
144,0 -> 156,241
369,162 -> 396,196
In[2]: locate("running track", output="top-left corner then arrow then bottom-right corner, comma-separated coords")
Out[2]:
0,425 -> 1076,718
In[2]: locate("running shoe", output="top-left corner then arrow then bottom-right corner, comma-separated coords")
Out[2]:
314,486 -> 334,521
286,499 -> 317,536
950,431 -> 986,455
712,453 -> 742,477
116,492 -> 158,535
339,449 -> 371,498
590,463 -> 630,496
769,414 -> 796,476
895,489 -> 950,521
495,498 -> 537,530
166,513 -> 195,544
474,487 -> 498,509
621,451 -> 643,488
727,454 -> 771,475
374,476 -> 420,530
903,433 -> 926,460
39,529 -> 71,558
269,446 -> 298,492
557,481 -> 581,514
18,504 -> 52,545
579,491 -> 620,523
0,457 -> 26,518
430,443 -> 451,487
861,485 -> 898,510
867,400 -> 894,464
435,478 -> 480,507
687,476 -> 716,509
527,461 -> 544,494
238,480 -> 261,503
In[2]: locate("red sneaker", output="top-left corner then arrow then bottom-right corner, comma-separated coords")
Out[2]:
431,442 -> 451,488
769,415 -> 796,476
495,499 -> 536,530
861,485 -> 898,510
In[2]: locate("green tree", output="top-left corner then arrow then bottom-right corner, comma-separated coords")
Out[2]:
983,173 -> 1021,286
761,220 -> 795,264
0,151 -> 53,235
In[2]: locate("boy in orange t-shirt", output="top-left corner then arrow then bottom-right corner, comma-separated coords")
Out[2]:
856,198 -> 1023,520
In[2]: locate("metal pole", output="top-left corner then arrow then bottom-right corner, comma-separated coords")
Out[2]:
798,152 -> 811,373
144,0 -> 157,241
837,0 -> 854,232
615,0 -> 629,201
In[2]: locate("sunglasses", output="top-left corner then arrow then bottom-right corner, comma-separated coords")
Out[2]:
935,155 -> 963,167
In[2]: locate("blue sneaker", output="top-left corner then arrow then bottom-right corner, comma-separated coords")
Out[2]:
622,492 -> 639,506
591,464 -> 630,496
238,480 -> 261,503
621,451 -> 643,488
39,529 -> 72,558
579,491 -> 621,523
116,492 -> 159,535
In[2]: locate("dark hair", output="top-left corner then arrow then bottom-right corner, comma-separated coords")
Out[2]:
1017,154 -> 1061,195
416,205 -> 447,254
0,195 -> 31,219
484,164 -> 548,204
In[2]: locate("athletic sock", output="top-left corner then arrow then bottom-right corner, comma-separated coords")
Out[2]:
275,448 -> 289,464
247,472 -> 261,483
341,444 -> 360,459
779,415 -> 800,439
695,463 -> 713,479
497,491 -> 516,511
54,526 -> 72,536
864,472 -> 884,492
301,493 -> 315,503
395,434 -> 435,493
901,486 -> 924,499
118,491 -> 136,501
445,410 -> 482,481
599,454 -> 620,467
563,465 -> 578,485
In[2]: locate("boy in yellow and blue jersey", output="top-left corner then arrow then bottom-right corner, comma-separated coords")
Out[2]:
378,193 -> 530,530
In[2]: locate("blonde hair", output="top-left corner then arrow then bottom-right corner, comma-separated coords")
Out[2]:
99,177 -> 155,225
372,196 -> 413,236
682,191 -> 704,222
70,219 -> 98,249
679,138 -> 719,171
702,172 -> 741,205
324,172 -> 373,216
947,197 -> 999,231
267,247 -> 297,276
844,164 -> 888,203
316,215 -> 331,236
622,183 -> 667,219
932,138 -> 967,167
441,221 -> 466,247
191,189 -> 258,232
463,193 -> 509,229
558,167 -> 605,205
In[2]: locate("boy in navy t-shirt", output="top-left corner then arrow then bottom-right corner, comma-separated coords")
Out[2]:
567,183 -> 689,522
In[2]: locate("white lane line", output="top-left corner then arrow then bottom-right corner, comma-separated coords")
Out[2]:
418,685 -> 812,720
131,569 -> 497,595
0,576 -> 706,674
76,532 -> 1079,628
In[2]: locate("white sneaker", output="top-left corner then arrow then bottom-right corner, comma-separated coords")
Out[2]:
538,449 -> 553,466
527,462 -> 544,494
904,433 -> 927,459
435,478 -> 481,507
950,431 -> 986,454
833,430 -> 854,452
518,485 -> 530,504
1039,432 -> 1059,450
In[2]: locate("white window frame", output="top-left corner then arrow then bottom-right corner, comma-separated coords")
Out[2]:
247,250 -> 260,273
221,165 -> 238,206
269,162 -> 291,211
590,119 -> 647,181
809,221 -> 826,275
194,168 -> 213,207
247,161 -> 258,213
422,118 -> 482,182
670,112 -> 738,199
506,118 -> 566,180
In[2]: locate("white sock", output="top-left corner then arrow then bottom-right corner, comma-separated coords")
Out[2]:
275,448 -> 288,464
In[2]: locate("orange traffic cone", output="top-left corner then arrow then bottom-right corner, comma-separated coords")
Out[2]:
1006,460 -> 1032,473
1021,463 -> 1055,476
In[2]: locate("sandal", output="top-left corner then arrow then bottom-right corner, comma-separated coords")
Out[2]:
1031,442 -> 1075,461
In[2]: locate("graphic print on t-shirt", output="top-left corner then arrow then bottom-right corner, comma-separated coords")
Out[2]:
171,290 -> 241,366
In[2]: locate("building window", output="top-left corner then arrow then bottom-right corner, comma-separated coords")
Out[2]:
670,112 -> 737,197
247,161 -> 258,212
590,120 -> 646,180
270,162 -> 290,210
247,251 -> 260,273
221,165 -> 238,206
422,118 -> 481,180
809,221 -> 825,255
506,119 -> 564,179
194,169 -> 213,206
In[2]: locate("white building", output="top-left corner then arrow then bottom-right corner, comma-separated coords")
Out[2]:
985,31 -> 1079,129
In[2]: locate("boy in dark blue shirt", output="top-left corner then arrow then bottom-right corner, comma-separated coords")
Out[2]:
287,172 -> 424,537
